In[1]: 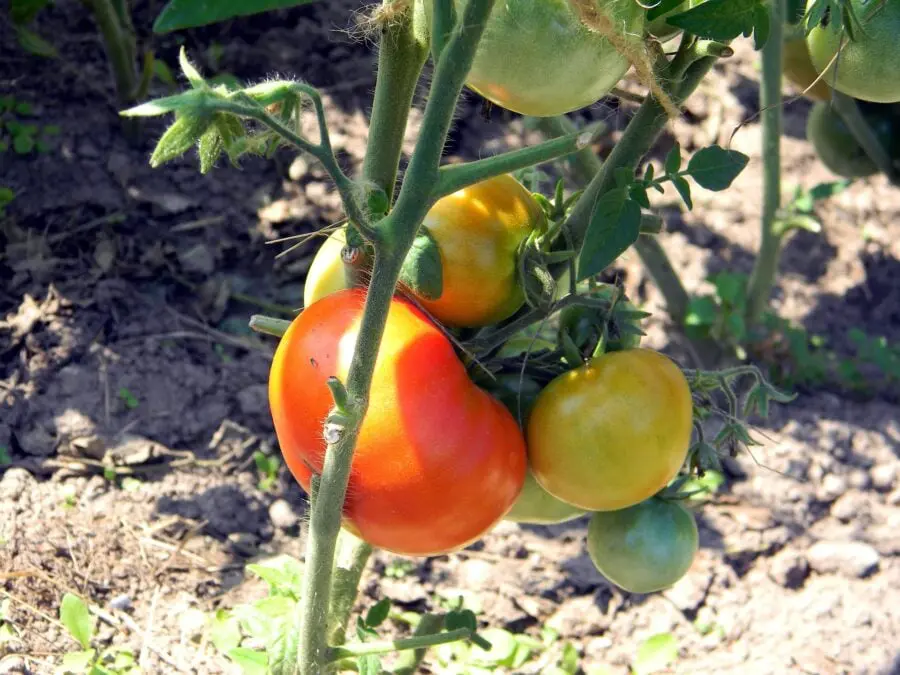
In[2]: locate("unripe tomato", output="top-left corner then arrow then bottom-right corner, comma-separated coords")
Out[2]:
646,0 -> 699,42
506,470 -> 586,524
305,175 -> 545,327
587,497 -> 698,593
427,0 -> 645,117
527,349 -> 693,512
303,228 -> 349,309
269,289 -> 527,556
806,0 -> 900,103
806,101 -> 879,178
783,37 -> 832,102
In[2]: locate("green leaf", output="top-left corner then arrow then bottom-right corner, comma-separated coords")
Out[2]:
671,175 -> 693,209
121,90 -> 207,117
668,0 -> 770,49
150,114 -> 213,167
226,647 -> 267,675
577,188 -> 641,281
153,59 -> 178,88
14,101 -> 33,115
634,632 -> 678,675
60,594 -> 93,649
664,143 -> 682,175
11,0 -> 52,24
685,296 -> 717,328
0,446 -> 11,466
154,0 -> 321,33
59,649 -> 96,673
13,133 -> 35,155
246,555 -> 304,598
469,628 -> 517,667
357,655 -> 382,675
685,145 -> 749,191
208,610 -> 242,654
398,229 -> 443,300
646,0 -> 688,21
364,598 -> 391,628
13,25 -> 57,57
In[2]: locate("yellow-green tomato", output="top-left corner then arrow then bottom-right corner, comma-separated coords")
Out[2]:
418,174 -> 545,326
428,0 -> 645,117
527,349 -> 693,512
303,228 -> 350,309
505,469 -> 586,525
806,0 -> 900,103
783,37 -> 832,102
587,497 -> 698,593
646,0 -> 699,41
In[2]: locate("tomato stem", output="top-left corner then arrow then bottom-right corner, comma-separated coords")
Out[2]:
746,0 -> 786,324
293,2 -> 498,672
326,628 -> 473,661
326,531 -> 374,646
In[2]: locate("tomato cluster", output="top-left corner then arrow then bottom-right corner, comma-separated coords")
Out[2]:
271,173 -> 700,593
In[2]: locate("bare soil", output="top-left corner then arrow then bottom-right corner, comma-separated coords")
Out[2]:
1,2 -> 899,674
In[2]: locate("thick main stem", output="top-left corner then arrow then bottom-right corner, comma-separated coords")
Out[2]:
294,2 -> 496,672
746,0 -> 785,324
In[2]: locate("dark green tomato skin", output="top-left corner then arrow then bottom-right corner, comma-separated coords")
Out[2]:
587,497 -> 698,593
505,470 -> 586,525
806,101 -> 884,178
806,0 -> 900,103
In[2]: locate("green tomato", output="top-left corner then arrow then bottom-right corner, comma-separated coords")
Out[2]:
806,101 -> 881,178
428,0 -> 645,117
586,497 -> 698,594
506,470 -> 586,525
806,0 -> 900,103
646,0 -> 699,42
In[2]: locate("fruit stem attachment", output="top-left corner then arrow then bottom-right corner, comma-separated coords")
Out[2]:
293,2 -> 497,671
745,0 -> 785,324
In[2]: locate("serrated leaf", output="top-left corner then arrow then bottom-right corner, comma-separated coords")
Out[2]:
155,0 -> 321,33
668,0 -> 769,49
577,189 -> 641,281
150,114 -> 212,167
685,145 -> 749,191
364,598 -> 391,628
398,229 -> 443,300
246,555 -> 304,598
13,25 -> 57,57
629,184 -> 650,209
227,647 -> 267,675
634,632 -> 678,675
60,594 -> 93,649
646,0 -> 687,22
664,143 -> 682,175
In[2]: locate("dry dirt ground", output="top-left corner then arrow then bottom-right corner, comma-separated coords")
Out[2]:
2,2 -> 899,674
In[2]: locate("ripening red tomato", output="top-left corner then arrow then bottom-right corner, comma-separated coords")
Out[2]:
268,289 -> 527,556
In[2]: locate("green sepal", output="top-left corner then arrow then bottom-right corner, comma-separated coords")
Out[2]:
150,113 -> 213,167
398,229 -> 443,300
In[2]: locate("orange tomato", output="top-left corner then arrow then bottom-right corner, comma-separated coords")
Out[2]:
269,289 -> 527,556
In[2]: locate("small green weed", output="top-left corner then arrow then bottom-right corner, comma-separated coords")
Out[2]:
57,593 -> 139,674
117,387 -> 139,410
0,95 -> 60,155
253,450 -> 280,492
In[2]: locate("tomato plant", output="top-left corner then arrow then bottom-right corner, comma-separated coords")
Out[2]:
806,0 -> 900,103
428,0 -> 645,117
269,288 -> 527,556
305,174 -> 545,326
527,349 -> 693,512
587,497 -> 699,593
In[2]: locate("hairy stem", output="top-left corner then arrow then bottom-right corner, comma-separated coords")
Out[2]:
361,3 -> 429,200
746,0 -> 785,324
327,628 -> 472,661
326,531 -> 374,646
294,2 -> 497,671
